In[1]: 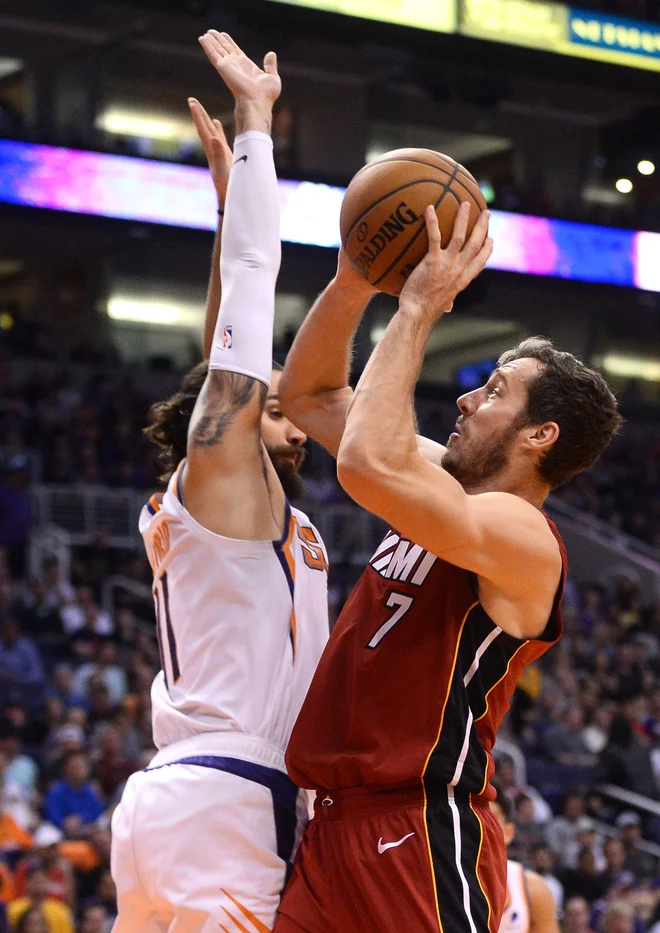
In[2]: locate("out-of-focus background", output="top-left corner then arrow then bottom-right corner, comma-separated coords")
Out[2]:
0,0 -> 659,930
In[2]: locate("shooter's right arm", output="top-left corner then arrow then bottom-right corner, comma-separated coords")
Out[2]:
278,253 -> 375,458
279,252 -> 448,466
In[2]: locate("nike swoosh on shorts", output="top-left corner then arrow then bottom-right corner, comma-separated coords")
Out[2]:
377,832 -> 415,854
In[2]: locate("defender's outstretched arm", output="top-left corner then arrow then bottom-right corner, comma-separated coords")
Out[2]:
183,32 -> 284,539
187,97 -> 232,360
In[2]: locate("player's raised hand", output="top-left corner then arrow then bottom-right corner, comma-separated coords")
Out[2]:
187,98 -> 232,203
398,203 -> 492,322
199,31 -> 281,107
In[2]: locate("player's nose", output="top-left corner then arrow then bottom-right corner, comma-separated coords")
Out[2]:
456,391 -> 475,417
286,420 -> 307,447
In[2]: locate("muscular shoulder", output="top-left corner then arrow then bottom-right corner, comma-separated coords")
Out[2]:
525,870 -> 559,933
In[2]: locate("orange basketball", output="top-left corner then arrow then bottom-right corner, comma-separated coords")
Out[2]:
340,148 -> 487,297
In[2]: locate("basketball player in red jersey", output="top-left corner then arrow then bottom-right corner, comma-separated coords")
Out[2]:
273,204 -> 621,933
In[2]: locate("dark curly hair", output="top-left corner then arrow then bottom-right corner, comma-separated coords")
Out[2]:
498,337 -> 622,489
145,360 -> 283,484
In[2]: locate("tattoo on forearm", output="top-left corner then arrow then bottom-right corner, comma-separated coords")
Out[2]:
190,373 -> 266,448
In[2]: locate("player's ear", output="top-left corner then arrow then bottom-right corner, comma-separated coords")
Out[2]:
503,822 -> 515,846
523,421 -> 559,454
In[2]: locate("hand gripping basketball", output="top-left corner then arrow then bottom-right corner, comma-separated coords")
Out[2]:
398,203 -> 493,322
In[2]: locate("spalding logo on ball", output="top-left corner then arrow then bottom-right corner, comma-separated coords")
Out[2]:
340,148 -> 487,297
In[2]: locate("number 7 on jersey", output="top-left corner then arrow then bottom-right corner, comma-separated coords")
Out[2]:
367,592 -> 414,649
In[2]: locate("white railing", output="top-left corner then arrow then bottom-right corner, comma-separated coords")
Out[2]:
28,524 -> 71,582
29,483 -> 660,598
32,485 -> 142,549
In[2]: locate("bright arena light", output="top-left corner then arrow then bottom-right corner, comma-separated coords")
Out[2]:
638,160 -> 656,176
602,353 -> 660,383
616,178 -> 633,194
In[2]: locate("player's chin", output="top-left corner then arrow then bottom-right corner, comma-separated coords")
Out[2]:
274,461 -> 305,501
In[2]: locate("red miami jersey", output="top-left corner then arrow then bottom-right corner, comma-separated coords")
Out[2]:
286,513 -> 566,797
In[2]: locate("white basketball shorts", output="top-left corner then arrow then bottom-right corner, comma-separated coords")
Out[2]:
111,755 -> 307,933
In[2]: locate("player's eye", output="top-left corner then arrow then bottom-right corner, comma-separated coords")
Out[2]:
488,386 -> 500,398
269,408 -> 283,419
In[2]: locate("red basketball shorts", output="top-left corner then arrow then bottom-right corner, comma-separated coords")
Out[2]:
274,781 -> 507,933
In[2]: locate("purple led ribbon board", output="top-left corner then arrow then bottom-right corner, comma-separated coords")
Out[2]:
0,139 -> 658,292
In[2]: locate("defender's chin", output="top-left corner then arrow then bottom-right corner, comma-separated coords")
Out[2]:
275,462 -> 304,501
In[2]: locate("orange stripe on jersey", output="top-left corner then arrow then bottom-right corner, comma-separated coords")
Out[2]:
421,599 -> 478,933
469,797 -> 493,933
220,890 -> 271,933
149,494 -> 161,513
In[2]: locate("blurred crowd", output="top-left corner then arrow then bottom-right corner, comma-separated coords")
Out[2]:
0,540 -> 157,932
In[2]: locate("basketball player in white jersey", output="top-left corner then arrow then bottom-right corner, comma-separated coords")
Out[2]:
491,782 -> 560,933
110,32 -> 329,933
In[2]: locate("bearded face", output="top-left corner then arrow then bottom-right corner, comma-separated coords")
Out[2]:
442,417 -> 521,489
266,443 -> 306,500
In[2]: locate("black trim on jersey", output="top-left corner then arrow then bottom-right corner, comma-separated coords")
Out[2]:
424,604 -> 520,794
425,789 -> 491,933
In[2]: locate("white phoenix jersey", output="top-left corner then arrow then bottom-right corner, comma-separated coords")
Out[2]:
501,861 -> 531,933
140,459 -> 329,771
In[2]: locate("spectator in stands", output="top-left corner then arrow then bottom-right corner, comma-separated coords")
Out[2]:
0,619 -> 44,707
0,798 -> 31,860
92,725 -> 134,800
72,530 -> 118,601
563,896 -> 598,933
14,824 -> 74,908
43,752 -> 105,837
0,725 -> 37,798
14,907 -> 49,933
530,843 -> 564,911
71,641 -> 126,705
548,794 -> 588,867
16,583 -> 63,643
615,812 -> 656,880
560,847 -> 607,904
496,754 -> 553,823
598,838 -> 632,891
564,818 -> 605,872
0,752 -> 33,831
38,561 -> 74,616
78,901 -> 108,933
511,794 -> 546,864
7,862 -> 74,933
545,708 -> 597,768
582,706 -> 616,756
46,667 -> 77,710
599,717 -> 659,800
86,683 -> 116,734
75,826 -> 112,907
59,587 -> 112,640
599,901 -> 636,933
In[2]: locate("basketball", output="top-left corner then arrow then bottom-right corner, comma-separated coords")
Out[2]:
340,148 -> 488,297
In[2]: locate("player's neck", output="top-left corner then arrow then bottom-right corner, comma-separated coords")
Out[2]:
464,463 -> 550,509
